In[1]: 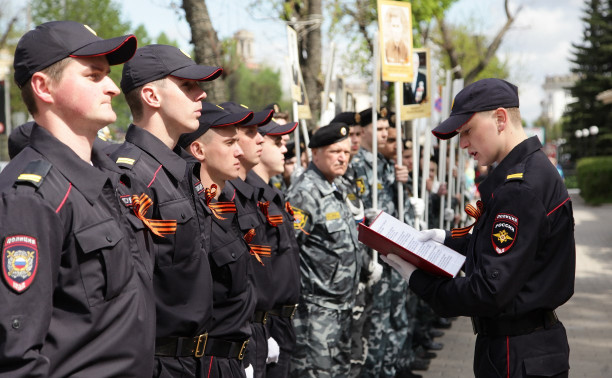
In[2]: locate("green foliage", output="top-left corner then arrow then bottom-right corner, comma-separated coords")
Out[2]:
434,24 -> 509,82
563,0 -> 612,160
225,63 -> 283,110
576,156 -> 612,205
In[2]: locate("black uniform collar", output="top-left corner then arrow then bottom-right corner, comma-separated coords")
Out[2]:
228,176 -> 256,200
478,136 -> 542,203
246,170 -> 280,202
125,124 -> 186,182
29,124 -> 112,205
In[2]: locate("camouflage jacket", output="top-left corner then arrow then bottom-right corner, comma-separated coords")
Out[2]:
350,147 -> 397,216
286,163 -> 360,310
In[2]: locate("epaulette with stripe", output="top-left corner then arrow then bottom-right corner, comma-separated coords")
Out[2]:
505,172 -> 524,182
15,160 -> 52,189
114,147 -> 142,170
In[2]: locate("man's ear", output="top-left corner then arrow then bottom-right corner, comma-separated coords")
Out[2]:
30,72 -> 54,105
189,140 -> 206,162
141,83 -> 161,109
495,108 -> 509,133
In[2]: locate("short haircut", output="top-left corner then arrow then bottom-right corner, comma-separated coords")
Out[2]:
123,78 -> 166,122
20,57 -> 73,116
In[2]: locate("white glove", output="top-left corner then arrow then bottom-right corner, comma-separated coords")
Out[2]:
245,364 -> 254,378
266,337 -> 280,364
409,197 -> 425,218
444,208 -> 455,222
416,229 -> 446,244
381,254 -> 417,282
367,258 -> 383,287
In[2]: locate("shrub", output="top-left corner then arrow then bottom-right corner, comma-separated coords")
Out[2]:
577,156 -> 612,205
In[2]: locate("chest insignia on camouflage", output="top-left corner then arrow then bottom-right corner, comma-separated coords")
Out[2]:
2,235 -> 39,293
326,211 -> 341,221
377,182 -> 383,190
491,213 -> 518,254
292,206 -> 309,234
356,178 -> 365,195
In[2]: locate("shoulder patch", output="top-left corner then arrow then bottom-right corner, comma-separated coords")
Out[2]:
505,173 -> 523,182
356,178 -> 365,195
292,206 -> 308,232
2,235 -> 39,293
491,213 -> 518,254
16,160 -> 52,189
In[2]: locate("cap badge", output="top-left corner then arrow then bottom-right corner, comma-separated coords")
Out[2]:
83,24 -> 97,36
380,107 -> 388,117
354,113 -> 361,124
340,127 -> 347,136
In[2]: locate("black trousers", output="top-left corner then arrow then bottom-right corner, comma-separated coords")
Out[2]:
474,321 -> 570,378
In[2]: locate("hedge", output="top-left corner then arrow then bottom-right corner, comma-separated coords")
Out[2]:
576,156 -> 612,205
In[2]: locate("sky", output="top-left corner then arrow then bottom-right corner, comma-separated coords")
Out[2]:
119,0 -> 586,125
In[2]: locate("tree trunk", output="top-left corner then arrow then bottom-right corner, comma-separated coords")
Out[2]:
181,0 -> 227,103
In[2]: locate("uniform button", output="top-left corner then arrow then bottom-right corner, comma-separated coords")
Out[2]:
181,213 -> 186,219
231,253 -> 236,258
12,318 -> 20,329
490,270 -> 499,279
106,236 -> 112,243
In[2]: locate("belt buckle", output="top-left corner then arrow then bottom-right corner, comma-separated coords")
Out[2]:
195,333 -> 208,358
289,304 -> 298,319
262,312 -> 268,325
238,339 -> 249,360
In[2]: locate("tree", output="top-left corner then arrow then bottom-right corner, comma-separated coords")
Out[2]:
226,64 -> 284,110
564,0 -> 612,158
181,0 -> 227,103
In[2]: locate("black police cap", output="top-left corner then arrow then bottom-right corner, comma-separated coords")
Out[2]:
258,119 -> 298,136
432,78 -> 519,140
121,44 -> 222,94
308,122 -> 349,148
177,102 -> 253,149
219,102 -> 275,127
14,21 -> 137,88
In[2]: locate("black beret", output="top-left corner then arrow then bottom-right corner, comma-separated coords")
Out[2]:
308,122 -> 349,148
330,111 -> 359,126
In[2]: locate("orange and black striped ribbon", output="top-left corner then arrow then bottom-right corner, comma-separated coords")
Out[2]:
285,201 -> 294,217
243,228 -> 264,265
451,200 -> 484,239
131,193 -> 177,237
205,184 -> 237,220
259,201 -> 283,227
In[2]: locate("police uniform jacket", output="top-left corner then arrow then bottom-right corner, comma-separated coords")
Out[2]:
409,137 -> 576,319
351,147 -> 396,216
246,170 -> 300,309
110,125 -> 213,339
0,125 -> 155,377
286,163 -> 360,310
223,178 -> 275,312
193,179 -> 256,341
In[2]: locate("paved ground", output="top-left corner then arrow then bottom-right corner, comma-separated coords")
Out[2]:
420,192 -> 612,377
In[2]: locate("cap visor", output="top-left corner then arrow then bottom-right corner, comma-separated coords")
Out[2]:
70,35 -> 137,65
170,65 -> 223,81
211,111 -> 254,127
244,109 -> 275,126
261,121 -> 298,136
432,113 -> 475,139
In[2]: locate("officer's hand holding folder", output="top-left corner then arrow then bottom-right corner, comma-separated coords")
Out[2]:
358,211 -> 465,278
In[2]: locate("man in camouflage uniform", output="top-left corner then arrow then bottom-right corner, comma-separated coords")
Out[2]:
286,123 -> 360,378
351,109 -> 412,378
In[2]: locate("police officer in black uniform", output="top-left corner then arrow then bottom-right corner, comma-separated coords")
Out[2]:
178,102 -> 257,377
111,44 -> 222,377
246,117 -> 301,378
384,78 -> 575,378
0,21 -> 156,377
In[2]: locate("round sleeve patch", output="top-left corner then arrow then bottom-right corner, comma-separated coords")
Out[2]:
2,235 -> 39,293
292,207 -> 308,231
491,213 -> 518,254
